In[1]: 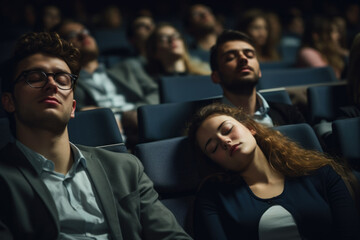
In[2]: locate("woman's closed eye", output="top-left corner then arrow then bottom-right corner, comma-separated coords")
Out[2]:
220,123 -> 233,135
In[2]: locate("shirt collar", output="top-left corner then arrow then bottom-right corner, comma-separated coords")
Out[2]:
221,92 -> 270,115
79,62 -> 107,77
254,92 -> 270,116
16,140 -> 87,176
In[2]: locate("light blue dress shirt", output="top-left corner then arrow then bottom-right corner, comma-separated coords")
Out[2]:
16,140 -> 110,239
222,92 -> 274,127
79,63 -> 135,113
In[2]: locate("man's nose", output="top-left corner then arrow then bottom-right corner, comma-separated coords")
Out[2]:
237,53 -> 248,65
43,76 -> 58,92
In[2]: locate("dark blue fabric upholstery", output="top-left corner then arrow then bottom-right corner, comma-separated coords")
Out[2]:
259,89 -> 292,105
159,75 -> 222,103
258,66 -> 338,90
332,117 -> 360,169
68,108 -> 127,152
137,97 -> 221,143
307,83 -> 348,124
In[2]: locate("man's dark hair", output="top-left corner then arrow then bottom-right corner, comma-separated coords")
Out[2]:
1,31 -> 80,93
210,29 -> 256,71
0,31 -> 80,137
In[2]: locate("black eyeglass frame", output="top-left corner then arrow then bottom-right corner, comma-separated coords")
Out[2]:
14,70 -> 78,90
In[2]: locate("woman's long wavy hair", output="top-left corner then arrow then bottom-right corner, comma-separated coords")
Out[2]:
301,16 -> 345,75
145,22 -> 210,77
187,103 -> 359,200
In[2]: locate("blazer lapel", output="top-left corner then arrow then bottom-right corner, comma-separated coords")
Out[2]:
8,144 -> 60,233
81,150 -> 123,240
107,68 -> 144,98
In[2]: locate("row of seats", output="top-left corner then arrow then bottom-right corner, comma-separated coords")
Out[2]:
1,106 -> 359,236
159,66 -> 338,104
138,90 -> 292,143
139,83 -> 348,143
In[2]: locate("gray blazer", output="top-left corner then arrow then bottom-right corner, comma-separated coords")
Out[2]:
75,58 -> 159,110
0,143 -> 191,240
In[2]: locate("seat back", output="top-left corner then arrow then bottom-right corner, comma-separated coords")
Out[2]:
259,89 -> 292,105
332,117 -> 360,169
159,75 -> 222,103
0,117 -> 14,149
138,91 -> 294,144
134,136 -> 199,236
68,108 -> 127,152
137,97 -> 221,143
307,83 -> 348,124
274,123 -> 323,152
257,66 -> 338,90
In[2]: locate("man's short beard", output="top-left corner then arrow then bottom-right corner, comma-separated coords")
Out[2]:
80,49 -> 99,66
220,74 -> 260,95
192,24 -> 216,37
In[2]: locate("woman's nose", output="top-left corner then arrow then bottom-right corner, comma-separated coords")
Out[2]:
221,139 -> 231,150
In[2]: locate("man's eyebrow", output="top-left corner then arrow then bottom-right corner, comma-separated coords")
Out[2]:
204,120 -> 228,152
221,49 -> 238,57
221,48 -> 255,57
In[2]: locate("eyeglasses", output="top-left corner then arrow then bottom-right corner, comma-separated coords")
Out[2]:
157,33 -> 181,43
65,28 -> 90,40
14,70 -> 78,90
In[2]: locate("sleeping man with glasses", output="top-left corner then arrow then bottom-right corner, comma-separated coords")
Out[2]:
0,32 -> 192,240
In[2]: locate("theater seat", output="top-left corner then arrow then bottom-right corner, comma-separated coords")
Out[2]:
68,108 -> 127,152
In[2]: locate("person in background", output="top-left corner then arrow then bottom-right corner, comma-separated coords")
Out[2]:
186,103 -> 360,240
145,22 -> 210,80
54,19 -> 159,147
296,15 -> 347,79
210,29 -> 305,127
0,31 -> 192,240
126,10 -> 155,59
343,33 -> 360,118
236,8 -> 280,62
33,4 -> 62,32
183,4 -> 221,52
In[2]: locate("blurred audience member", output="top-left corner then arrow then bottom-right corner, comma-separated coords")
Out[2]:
265,11 -> 282,54
34,4 -> 62,32
345,2 -> 360,48
145,22 -> 211,80
126,10 -> 155,58
184,4 -> 220,51
54,20 -> 159,147
93,5 -> 122,30
296,15 -> 347,79
236,8 -> 280,62
280,7 -> 304,49
342,33 -> 360,118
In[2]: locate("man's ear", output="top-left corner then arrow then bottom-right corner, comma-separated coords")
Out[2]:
70,100 -> 76,118
259,69 -> 262,78
1,93 -> 15,113
211,71 -> 221,84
